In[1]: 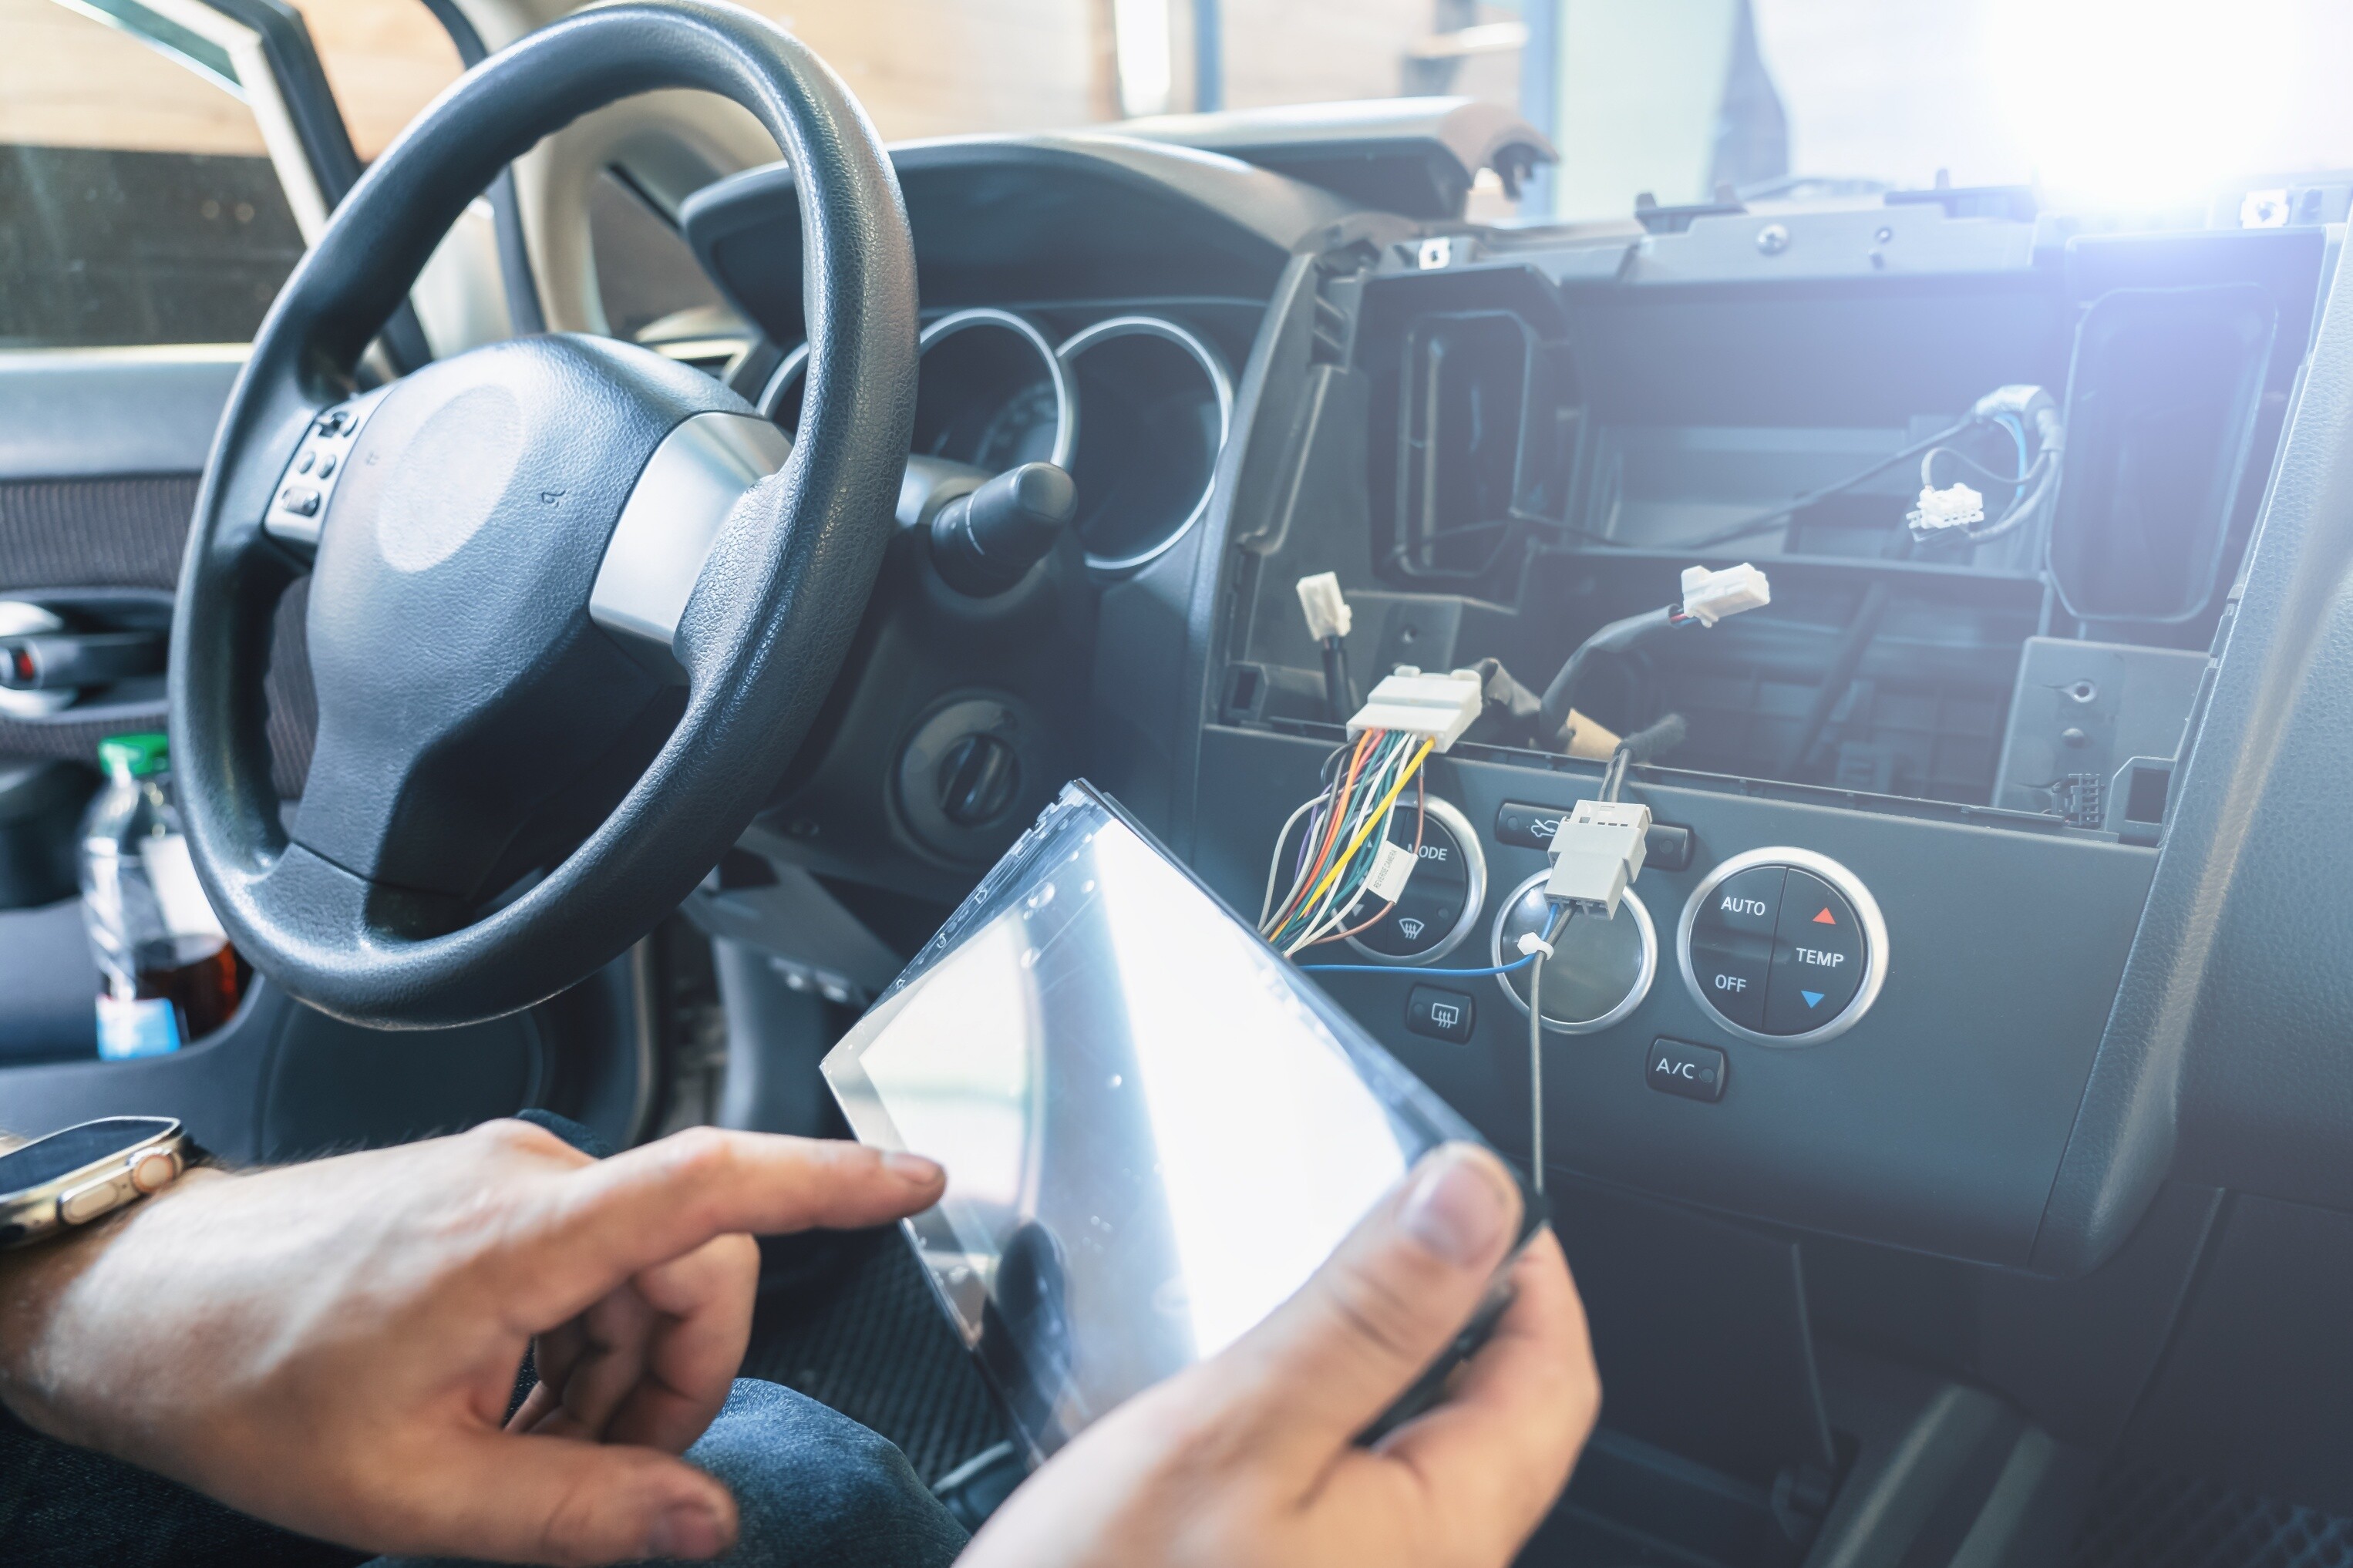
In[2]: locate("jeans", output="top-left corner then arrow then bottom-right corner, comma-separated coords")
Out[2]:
0,1377 -> 969,1568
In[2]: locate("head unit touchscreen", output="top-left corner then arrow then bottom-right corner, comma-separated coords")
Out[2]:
823,782 -> 1535,1461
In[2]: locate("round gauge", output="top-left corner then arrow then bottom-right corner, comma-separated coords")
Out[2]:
1056,317 -> 1232,572
971,379 -> 1063,472
1490,875 -> 1658,1035
914,308 -> 1074,471
759,308 -> 1075,473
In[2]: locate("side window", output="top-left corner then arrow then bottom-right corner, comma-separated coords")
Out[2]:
291,2 -> 460,165
0,0 -> 306,348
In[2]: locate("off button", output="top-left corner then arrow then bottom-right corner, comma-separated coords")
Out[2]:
1690,934 -> 1771,1031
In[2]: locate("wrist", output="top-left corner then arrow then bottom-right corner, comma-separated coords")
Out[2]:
0,1166 -> 225,1435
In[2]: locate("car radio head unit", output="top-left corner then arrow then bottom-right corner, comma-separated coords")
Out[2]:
823,779 -> 1537,1462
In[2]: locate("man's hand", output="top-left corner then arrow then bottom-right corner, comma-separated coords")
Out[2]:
962,1142 -> 1600,1568
0,1120 -> 944,1566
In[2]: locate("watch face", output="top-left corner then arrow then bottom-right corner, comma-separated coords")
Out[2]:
0,1118 -> 177,1192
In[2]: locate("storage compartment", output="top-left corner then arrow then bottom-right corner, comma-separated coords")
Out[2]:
2046,285 -> 2275,624
1390,309 -> 1574,577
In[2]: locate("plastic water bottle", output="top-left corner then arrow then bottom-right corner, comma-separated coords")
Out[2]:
80,733 -> 247,1058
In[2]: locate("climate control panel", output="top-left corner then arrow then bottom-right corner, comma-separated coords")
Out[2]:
1676,848 -> 1887,1045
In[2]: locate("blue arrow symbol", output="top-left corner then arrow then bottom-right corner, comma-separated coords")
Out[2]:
1802,990 -> 1824,1008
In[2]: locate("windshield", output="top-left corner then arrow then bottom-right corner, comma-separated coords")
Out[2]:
743,0 -> 2353,223
1745,0 -> 2353,210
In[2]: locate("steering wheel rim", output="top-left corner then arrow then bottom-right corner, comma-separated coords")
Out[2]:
170,1 -> 917,1030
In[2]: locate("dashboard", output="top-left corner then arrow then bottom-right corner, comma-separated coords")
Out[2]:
674,113 -> 2353,1293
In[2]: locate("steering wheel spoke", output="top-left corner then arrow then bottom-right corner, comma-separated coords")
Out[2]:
590,411 -> 793,681
170,1 -> 917,1028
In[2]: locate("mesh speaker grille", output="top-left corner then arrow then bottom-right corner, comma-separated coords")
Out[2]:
2077,1470 -> 2353,1568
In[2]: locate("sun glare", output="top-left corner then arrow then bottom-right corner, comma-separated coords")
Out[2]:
1988,0 -> 2297,207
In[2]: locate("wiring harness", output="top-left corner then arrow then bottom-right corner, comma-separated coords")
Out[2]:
1259,726 -> 1436,957
1906,385 -> 2064,549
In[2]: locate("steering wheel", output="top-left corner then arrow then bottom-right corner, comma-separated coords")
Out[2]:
170,2 -> 917,1029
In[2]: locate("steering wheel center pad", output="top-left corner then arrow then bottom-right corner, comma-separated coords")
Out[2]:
301,336 -> 738,905
170,1 -> 917,1028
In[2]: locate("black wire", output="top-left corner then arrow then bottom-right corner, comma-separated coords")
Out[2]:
1924,445 -> 2028,489
1318,635 -> 1355,724
1618,712 -> 1688,765
1671,419 -> 1974,552
1392,417 -> 1986,584
1385,518 -> 1533,581
1781,581 -> 1891,776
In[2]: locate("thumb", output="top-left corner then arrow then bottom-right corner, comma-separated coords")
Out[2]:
1204,1142 -> 1524,1462
385,1429 -> 738,1566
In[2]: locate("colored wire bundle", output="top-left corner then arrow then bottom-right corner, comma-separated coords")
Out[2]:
1259,728 -> 1433,957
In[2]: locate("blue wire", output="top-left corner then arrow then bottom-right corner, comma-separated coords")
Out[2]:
1998,414 -> 2029,479
1299,954 -> 1537,977
1301,903 -> 1570,977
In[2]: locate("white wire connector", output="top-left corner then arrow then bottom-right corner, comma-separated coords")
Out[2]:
1907,481 -> 1984,541
1347,666 -> 1484,752
1543,798 -> 1652,918
1362,840 -> 1419,902
1295,572 -> 1352,642
1678,562 -> 1772,627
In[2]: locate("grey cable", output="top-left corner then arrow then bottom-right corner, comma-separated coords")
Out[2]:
1528,943 -> 1544,1195
1526,903 -> 1570,1195
1599,747 -> 1630,805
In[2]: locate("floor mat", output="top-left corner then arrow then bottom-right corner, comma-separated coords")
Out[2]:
2075,1469 -> 2353,1568
740,1226 -> 1009,1487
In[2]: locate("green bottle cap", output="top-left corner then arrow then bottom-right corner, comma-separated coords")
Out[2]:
98,732 -> 170,779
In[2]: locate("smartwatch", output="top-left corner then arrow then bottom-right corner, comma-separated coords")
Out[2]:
0,1117 -> 194,1250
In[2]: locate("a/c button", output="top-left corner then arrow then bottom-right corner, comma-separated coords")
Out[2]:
1647,1038 -> 1727,1102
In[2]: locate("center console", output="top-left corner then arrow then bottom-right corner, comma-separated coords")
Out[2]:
1178,205 -> 2330,1274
